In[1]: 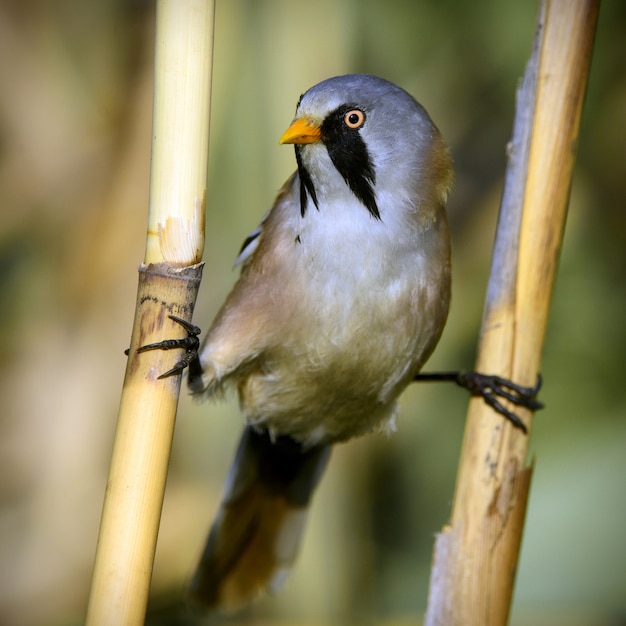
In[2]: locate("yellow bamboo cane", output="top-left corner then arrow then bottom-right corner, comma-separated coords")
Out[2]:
425,1 -> 600,624
85,2 -> 215,624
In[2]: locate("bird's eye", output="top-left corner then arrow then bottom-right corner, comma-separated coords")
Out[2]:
343,109 -> 365,129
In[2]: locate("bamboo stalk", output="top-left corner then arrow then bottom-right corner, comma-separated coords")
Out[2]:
85,2 -> 215,625
424,1 -> 599,624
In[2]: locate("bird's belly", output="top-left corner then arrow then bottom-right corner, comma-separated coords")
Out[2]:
238,272 -> 445,446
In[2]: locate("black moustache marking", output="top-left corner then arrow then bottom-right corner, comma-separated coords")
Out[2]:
293,103 -> 379,220
295,145 -> 319,217
321,104 -> 379,220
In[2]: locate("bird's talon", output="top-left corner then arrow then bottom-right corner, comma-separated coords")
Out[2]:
458,371 -> 543,432
129,314 -> 201,378
167,314 -> 201,337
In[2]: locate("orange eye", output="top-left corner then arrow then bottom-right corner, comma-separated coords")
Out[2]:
344,109 -> 365,129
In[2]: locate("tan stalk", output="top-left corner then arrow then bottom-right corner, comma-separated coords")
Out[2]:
424,1 -> 599,624
85,1 -> 215,625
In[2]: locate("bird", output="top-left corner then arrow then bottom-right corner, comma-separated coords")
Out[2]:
187,73 -> 454,611
134,74 -> 541,611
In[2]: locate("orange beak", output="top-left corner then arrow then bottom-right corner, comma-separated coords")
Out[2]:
279,117 -> 322,145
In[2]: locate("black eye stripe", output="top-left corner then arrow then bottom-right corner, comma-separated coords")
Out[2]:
320,104 -> 366,134
293,103 -> 379,220
319,104 -> 379,220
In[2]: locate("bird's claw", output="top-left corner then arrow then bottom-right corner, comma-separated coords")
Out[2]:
129,314 -> 201,379
456,372 -> 544,433
414,371 -> 543,433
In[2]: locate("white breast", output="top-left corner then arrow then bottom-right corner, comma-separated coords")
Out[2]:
236,191 -> 448,445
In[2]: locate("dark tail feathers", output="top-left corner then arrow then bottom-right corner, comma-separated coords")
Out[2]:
188,426 -> 331,611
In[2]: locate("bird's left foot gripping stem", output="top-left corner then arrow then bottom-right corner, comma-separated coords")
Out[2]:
414,371 -> 544,433
127,314 -> 202,379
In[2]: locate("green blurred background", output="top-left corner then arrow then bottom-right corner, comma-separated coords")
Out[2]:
0,1 -> 624,625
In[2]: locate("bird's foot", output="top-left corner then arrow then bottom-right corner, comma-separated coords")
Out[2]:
126,314 -> 201,379
414,371 -> 544,433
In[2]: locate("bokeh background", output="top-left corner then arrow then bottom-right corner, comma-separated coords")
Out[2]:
1,1 -> 624,625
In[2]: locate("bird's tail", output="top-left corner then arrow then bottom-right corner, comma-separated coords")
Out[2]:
188,426 -> 331,612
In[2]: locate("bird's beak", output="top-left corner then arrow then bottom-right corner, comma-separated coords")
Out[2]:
279,118 -> 322,145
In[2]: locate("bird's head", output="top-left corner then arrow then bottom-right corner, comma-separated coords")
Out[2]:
279,74 -> 453,222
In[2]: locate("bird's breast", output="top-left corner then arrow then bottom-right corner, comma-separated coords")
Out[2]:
237,202 -> 450,445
